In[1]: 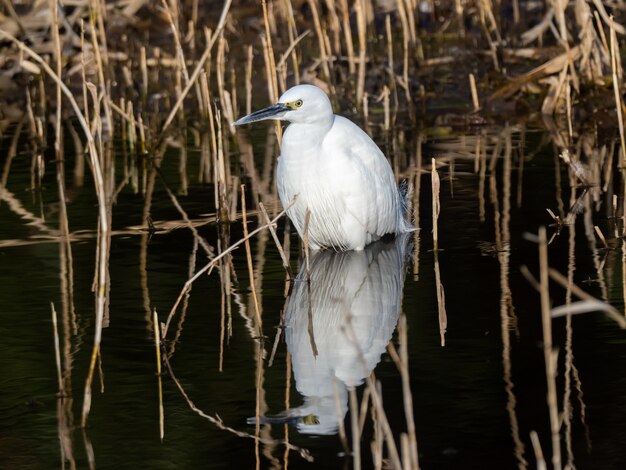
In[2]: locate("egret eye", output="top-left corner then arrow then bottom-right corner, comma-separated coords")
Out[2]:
294,99 -> 303,108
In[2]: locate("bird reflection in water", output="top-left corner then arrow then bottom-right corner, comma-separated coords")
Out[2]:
249,234 -> 411,435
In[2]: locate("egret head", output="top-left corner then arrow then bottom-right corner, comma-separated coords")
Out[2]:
234,84 -> 333,126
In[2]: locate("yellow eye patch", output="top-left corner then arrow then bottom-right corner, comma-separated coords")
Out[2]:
285,99 -> 303,110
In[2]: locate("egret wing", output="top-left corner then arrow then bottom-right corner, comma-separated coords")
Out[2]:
323,116 -> 400,237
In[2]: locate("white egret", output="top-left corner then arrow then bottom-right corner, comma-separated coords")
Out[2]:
234,84 -> 413,251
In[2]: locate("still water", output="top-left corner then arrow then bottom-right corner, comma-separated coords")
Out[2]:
1,121 -> 625,469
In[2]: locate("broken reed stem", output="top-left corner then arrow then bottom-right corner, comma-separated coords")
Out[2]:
153,309 -> 164,442
241,185 -> 263,336
610,17 -> 626,165
538,227 -> 562,470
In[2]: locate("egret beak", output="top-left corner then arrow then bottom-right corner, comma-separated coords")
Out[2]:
233,103 -> 290,126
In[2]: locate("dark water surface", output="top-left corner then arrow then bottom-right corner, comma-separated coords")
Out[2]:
1,122 -> 626,469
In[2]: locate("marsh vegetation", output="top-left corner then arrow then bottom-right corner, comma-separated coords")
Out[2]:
1,0 -> 626,468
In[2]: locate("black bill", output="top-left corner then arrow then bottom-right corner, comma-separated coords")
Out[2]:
233,103 -> 290,125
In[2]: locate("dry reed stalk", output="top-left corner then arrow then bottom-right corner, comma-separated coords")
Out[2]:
162,0 -> 189,83
0,118 -> 24,205
362,92 -> 369,131
161,0 -> 232,133
218,243 -> 228,372
287,6 -> 302,86
276,30 -> 310,81
241,185 -> 263,336
332,379 -> 350,453
246,45 -> 253,116
397,2 -> 412,103
323,0 -> 341,54
259,35 -> 283,143
338,0 -> 355,74
355,0 -> 367,106
404,0 -> 417,43
24,87 -> 38,147
303,209 -> 312,279
307,0 -> 332,83
153,309 -> 164,441
49,0 -> 62,159
216,35 -> 235,131
322,27 -> 335,76
51,302 -> 64,394
87,17 -> 113,143
538,227 -> 562,470
593,225 -> 609,249
594,11 -> 610,56
530,430 -> 547,470
137,113 -> 147,158
283,351 -> 292,463
140,45 -> 148,107
381,86 -> 390,132
385,15 -> 399,116
366,377 -> 401,468
259,202 -> 293,279
565,80 -> 573,138
357,386 -> 370,437
200,70 -> 211,121
261,1 -> 280,99
469,73 -> 479,111
371,397 -> 383,469
431,159 -> 447,346
341,319 -> 401,468
610,18 -> 626,165
213,108 -> 230,222
387,315 -> 419,468
349,386 -> 361,470
477,0 -> 501,70
431,159 -> 440,251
